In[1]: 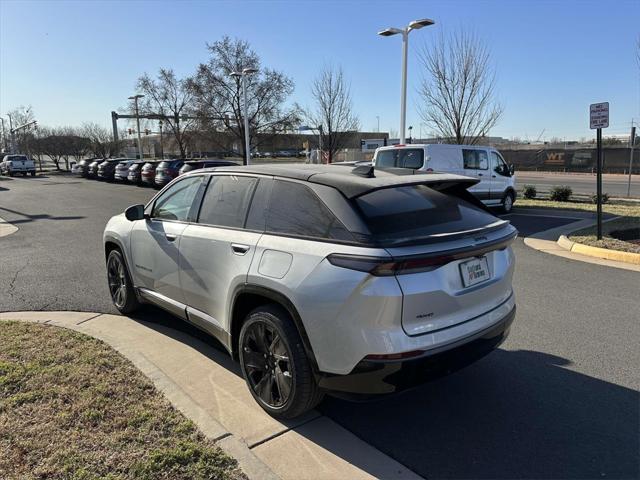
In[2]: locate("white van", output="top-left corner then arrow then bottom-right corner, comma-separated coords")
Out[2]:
372,144 -> 516,213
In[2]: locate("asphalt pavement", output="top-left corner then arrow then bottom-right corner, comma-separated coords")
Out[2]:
516,171 -> 639,198
1,173 -> 638,479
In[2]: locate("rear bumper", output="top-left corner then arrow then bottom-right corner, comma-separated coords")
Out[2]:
318,305 -> 515,396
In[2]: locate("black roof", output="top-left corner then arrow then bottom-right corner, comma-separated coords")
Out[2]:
197,163 -> 478,198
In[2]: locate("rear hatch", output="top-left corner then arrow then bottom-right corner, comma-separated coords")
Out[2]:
353,181 -> 516,336
10,155 -> 28,171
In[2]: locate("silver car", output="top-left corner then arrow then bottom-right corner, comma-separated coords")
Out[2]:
103,164 -> 517,418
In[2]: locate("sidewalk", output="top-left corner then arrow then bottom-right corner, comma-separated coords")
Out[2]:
0,311 -> 422,480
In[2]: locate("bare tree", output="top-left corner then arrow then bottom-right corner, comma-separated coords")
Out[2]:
82,122 -> 122,158
136,69 -> 195,159
418,30 -> 503,145
189,36 -> 300,163
306,65 -> 359,163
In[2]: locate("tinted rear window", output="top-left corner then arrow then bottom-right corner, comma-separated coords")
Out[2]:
375,148 -> 424,169
355,185 -> 498,242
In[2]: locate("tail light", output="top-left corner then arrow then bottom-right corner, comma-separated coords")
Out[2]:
327,232 -> 515,277
327,253 -> 453,276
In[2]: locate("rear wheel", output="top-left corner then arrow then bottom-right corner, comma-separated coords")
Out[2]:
106,249 -> 140,314
30,171 -> 36,177
501,191 -> 514,213
239,305 -> 323,419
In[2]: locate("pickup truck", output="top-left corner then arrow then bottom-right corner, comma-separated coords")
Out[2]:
0,154 -> 36,177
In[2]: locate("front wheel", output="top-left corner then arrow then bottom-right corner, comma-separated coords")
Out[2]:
106,249 -> 140,314
239,305 -> 323,419
501,192 -> 515,214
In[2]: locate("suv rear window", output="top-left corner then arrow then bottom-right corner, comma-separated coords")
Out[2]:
375,148 -> 423,169
265,180 -> 353,241
355,185 -> 498,243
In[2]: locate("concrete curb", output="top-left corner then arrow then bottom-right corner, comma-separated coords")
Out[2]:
521,209 -> 640,272
558,235 -> 640,265
0,311 -> 423,480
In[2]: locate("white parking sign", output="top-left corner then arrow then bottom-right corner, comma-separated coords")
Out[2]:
590,102 -> 609,129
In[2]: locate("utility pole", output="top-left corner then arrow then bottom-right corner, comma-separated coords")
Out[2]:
128,95 -> 145,160
230,68 -> 258,165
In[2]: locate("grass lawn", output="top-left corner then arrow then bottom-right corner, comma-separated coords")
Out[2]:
0,321 -> 245,480
516,198 -> 640,253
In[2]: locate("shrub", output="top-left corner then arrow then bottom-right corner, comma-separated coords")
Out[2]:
549,185 -> 572,202
522,184 -> 537,199
590,192 -> 609,204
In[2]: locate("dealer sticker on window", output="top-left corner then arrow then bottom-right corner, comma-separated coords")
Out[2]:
460,257 -> 491,288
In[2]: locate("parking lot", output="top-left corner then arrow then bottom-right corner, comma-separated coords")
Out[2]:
1,173 -> 638,479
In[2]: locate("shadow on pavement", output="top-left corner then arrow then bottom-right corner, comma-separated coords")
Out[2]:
0,206 -> 85,224
123,306 -> 638,479
320,349 -> 639,479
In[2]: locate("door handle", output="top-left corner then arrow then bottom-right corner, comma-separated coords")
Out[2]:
165,234 -> 177,242
492,175 -> 497,178
478,173 -> 483,177
231,243 -> 250,255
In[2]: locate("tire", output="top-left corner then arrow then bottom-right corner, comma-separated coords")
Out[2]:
501,191 -> 515,214
8,171 -> 13,177
30,171 -> 35,177
23,172 -> 27,177
106,249 -> 140,314
239,305 -> 323,419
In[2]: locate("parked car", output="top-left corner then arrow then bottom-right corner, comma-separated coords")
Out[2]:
71,158 -> 97,177
87,159 -> 106,178
154,159 -> 184,188
178,160 -> 239,176
97,158 -> 128,182
104,164 -> 517,419
140,161 -> 161,187
126,160 -> 147,185
114,159 -> 138,182
1,154 -> 36,177
373,144 -> 517,213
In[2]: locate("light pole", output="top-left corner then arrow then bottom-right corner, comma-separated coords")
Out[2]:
230,67 -> 258,165
128,94 -> 145,160
376,115 -> 380,133
378,18 -> 435,144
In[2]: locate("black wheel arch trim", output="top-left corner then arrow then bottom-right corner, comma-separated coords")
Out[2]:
230,284 -> 321,376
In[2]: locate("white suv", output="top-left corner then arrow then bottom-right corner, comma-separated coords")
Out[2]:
103,164 -> 517,418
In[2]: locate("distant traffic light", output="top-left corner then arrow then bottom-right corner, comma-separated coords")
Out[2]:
144,129 -> 150,135
128,128 -> 133,135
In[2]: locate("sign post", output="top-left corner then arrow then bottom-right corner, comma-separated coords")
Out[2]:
590,102 -> 609,240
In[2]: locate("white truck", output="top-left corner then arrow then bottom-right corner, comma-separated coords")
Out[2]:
372,143 -> 516,213
0,154 -> 36,177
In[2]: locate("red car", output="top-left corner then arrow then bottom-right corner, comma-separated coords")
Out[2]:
140,161 -> 161,187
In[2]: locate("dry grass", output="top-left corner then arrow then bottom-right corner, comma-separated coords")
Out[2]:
0,321 -> 245,480
516,198 -> 640,253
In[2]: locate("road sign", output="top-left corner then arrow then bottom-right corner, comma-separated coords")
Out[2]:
590,102 -> 609,129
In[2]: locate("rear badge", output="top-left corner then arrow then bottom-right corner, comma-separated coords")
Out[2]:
416,312 -> 434,319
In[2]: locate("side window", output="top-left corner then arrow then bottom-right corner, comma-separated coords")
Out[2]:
151,176 -> 203,221
398,149 -> 424,169
491,152 -> 508,175
265,180 -> 353,241
463,149 -> 488,170
197,175 -> 258,228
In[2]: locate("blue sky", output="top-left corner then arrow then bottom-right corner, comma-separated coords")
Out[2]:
1,0 -> 639,140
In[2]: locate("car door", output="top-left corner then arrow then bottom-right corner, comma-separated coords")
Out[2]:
179,174 -> 263,335
130,175 -> 205,315
490,150 -> 510,201
462,148 -> 490,201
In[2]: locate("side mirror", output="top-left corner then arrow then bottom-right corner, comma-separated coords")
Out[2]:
124,204 -> 145,221
509,164 -> 515,175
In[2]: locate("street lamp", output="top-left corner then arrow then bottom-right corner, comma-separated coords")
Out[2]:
378,18 -> 435,144
298,125 -> 324,163
128,94 -> 145,160
230,67 -> 258,165
158,119 -> 164,159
